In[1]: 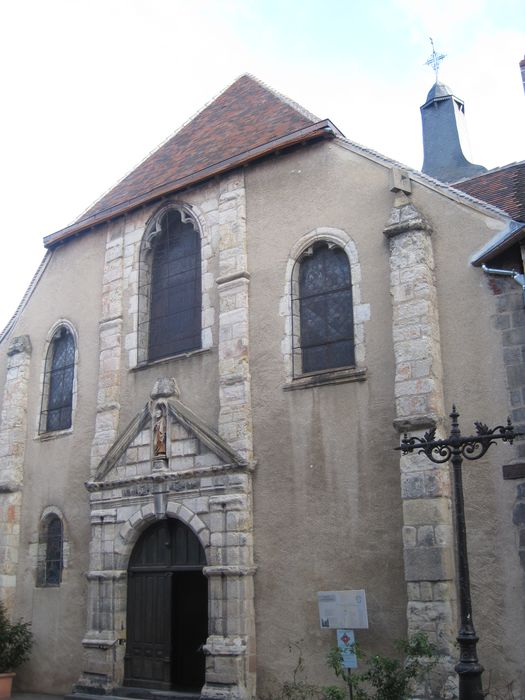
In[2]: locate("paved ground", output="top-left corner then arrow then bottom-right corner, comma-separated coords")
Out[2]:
14,694 -> 64,700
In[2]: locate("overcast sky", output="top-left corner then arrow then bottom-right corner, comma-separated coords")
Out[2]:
1,0 -> 524,331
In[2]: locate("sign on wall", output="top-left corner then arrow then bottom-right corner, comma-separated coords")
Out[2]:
336,629 -> 358,669
317,590 -> 368,629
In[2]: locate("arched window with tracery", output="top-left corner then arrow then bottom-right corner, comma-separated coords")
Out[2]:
40,325 -> 75,432
37,514 -> 63,586
294,242 -> 354,374
142,208 -> 202,362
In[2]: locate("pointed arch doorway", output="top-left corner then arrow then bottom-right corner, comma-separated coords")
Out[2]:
124,518 -> 208,692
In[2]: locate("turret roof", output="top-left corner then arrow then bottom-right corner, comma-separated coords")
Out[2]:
421,81 -> 462,110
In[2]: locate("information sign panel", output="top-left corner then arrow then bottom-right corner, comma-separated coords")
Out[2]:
337,629 -> 357,669
317,590 -> 368,629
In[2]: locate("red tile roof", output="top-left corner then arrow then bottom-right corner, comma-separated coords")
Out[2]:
453,161 -> 525,222
44,75 -> 337,248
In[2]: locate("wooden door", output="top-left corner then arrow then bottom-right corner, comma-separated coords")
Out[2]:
125,571 -> 173,689
124,519 -> 207,691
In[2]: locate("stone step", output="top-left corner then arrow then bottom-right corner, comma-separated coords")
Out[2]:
67,689 -> 200,700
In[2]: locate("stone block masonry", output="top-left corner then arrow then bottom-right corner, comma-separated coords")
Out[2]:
0,334 -> 32,612
217,172 -> 254,463
79,171 -> 256,698
384,193 -> 457,697
487,276 -> 525,570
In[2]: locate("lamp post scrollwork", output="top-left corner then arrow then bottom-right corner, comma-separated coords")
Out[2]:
396,405 -> 519,700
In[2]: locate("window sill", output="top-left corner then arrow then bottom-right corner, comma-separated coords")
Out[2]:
35,427 -> 73,441
132,347 -> 212,371
283,366 -> 367,391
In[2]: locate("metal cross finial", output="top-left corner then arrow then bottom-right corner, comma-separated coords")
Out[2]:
425,37 -> 446,81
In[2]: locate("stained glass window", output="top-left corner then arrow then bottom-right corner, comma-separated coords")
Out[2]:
43,327 -> 75,432
148,210 -> 201,361
298,243 -> 354,373
37,515 -> 63,586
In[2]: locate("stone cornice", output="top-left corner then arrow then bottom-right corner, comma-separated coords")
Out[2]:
203,565 -> 257,577
86,460 -> 254,492
393,414 -> 442,433
383,217 -> 433,239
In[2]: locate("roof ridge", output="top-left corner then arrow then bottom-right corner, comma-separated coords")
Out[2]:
241,73 -> 320,123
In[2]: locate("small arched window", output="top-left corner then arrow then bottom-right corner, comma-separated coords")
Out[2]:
41,326 -> 75,432
147,209 -> 202,361
295,242 -> 354,373
37,514 -> 63,586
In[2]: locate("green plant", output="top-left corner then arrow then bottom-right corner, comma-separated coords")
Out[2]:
323,686 -> 346,700
0,600 -> 33,673
261,641 -> 345,700
327,633 -> 436,700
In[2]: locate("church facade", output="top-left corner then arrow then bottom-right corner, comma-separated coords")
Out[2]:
0,75 -> 524,698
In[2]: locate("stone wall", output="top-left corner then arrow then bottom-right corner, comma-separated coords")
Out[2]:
384,193 -> 457,696
76,381 -> 256,699
78,170 -> 256,698
0,335 -> 32,612
486,274 -> 525,569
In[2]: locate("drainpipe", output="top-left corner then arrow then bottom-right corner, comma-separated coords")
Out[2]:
482,264 -> 525,306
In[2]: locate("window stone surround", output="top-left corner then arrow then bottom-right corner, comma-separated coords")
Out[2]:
280,227 -> 370,382
35,319 -> 79,438
30,505 -> 70,587
125,197 -> 217,370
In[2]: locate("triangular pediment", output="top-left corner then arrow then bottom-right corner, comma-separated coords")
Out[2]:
89,397 -> 247,486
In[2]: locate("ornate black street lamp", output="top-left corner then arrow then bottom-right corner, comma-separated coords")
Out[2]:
397,406 -> 519,700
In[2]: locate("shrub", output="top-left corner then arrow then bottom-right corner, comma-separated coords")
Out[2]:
0,601 -> 33,673
327,633 -> 436,700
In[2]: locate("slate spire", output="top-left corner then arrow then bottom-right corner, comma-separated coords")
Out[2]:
420,80 -> 487,183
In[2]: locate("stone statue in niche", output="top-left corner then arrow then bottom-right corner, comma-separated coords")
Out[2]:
153,403 -> 167,457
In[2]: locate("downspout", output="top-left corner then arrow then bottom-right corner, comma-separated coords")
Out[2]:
482,264 -> 525,306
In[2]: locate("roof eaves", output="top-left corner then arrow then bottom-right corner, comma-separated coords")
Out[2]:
44,120 -> 341,249
470,220 -> 525,266
0,251 -> 52,344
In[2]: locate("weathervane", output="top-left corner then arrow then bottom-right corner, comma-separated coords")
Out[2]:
425,37 -> 446,81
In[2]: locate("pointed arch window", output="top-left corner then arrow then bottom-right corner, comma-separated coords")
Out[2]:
40,326 -> 75,432
145,209 -> 202,362
37,514 -> 63,586
295,242 -> 354,374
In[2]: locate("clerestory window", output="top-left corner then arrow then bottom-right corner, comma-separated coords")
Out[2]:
40,326 -> 75,433
295,242 -> 354,374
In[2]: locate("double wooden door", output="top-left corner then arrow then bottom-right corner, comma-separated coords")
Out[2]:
124,519 -> 208,691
